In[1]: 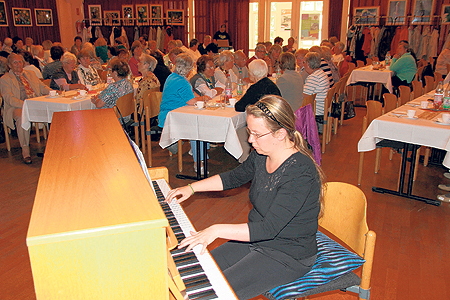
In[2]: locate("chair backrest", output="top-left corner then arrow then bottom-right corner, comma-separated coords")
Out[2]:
319,182 -> 369,256
98,70 -> 107,82
383,93 -> 397,113
301,93 -> 316,115
415,66 -> 424,81
339,75 -> 349,96
323,86 -> 336,119
434,72 -> 443,87
366,58 -> 373,66
142,90 -> 163,119
411,80 -> 423,99
346,62 -> 356,75
398,85 -> 411,106
113,92 -> 135,119
372,56 -> 379,62
42,79 -> 51,87
365,100 -> 382,128
424,75 -> 434,93
356,60 -> 365,68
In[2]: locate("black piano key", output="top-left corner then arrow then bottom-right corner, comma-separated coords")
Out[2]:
174,256 -> 199,268
173,252 -> 197,262
183,273 -> 210,287
178,264 -> 205,277
185,278 -> 212,292
187,288 -> 218,300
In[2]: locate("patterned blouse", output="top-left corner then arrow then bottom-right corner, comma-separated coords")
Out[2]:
77,65 -> 100,86
135,73 -> 160,104
98,78 -> 134,109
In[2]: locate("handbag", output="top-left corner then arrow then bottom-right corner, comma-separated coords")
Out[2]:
344,101 -> 356,120
330,101 -> 341,118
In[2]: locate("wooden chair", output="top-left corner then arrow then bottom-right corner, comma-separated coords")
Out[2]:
98,70 -> 107,82
411,80 -> 423,99
42,79 -> 51,88
322,86 -> 336,153
398,86 -> 411,106
366,58 -> 373,66
356,60 -> 365,68
358,101 -> 382,185
113,92 -> 139,146
423,76 -> 434,94
372,57 -> 379,62
265,182 -> 376,300
344,62 -> 356,77
434,72 -> 443,87
415,66 -> 424,82
383,93 -> 397,114
142,90 -> 162,167
338,75 -> 350,126
301,93 -> 316,115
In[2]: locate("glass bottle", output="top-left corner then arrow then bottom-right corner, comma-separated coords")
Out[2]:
236,70 -> 244,96
443,83 -> 450,110
435,81 -> 444,110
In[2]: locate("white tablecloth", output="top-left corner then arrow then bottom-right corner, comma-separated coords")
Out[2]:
347,66 -> 393,93
21,94 -> 94,130
358,92 -> 450,168
159,106 -> 247,159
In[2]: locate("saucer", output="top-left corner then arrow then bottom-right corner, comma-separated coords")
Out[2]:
46,95 -> 60,98
404,116 -> 418,119
194,107 -> 205,110
72,95 -> 87,100
435,118 -> 450,125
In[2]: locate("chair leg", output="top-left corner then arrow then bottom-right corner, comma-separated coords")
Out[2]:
141,120 -> 146,154
145,106 -> 152,167
375,148 -> 382,173
413,148 -> 420,181
333,117 -> 338,135
3,122 -> 11,151
424,147 -> 430,166
389,148 -> 394,160
358,152 -> 364,185
35,123 -> 41,143
42,123 -> 47,140
322,122 -> 327,154
177,140 -> 183,172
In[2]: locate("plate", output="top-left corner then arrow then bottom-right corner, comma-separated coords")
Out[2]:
435,118 -> 450,125
226,104 -> 235,108
404,116 -> 418,119
194,107 -> 205,110
46,95 -> 60,98
72,95 -> 87,100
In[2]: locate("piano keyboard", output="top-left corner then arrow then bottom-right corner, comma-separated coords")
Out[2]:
153,179 -> 237,300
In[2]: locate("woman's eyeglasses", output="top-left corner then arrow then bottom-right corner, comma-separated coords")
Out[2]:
246,128 -> 272,139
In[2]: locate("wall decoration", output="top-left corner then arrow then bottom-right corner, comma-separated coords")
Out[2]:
353,7 -> 379,26
412,0 -> 435,24
35,8 -> 52,26
122,5 -> 134,26
104,10 -> 120,26
167,9 -> 184,25
0,1 -> 7,26
442,4 -> 450,24
150,4 -> 163,25
12,7 -> 32,26
387,1 -> 407,25
301,14 -> 320,40
136,4 -> 149,26
88,5 -> 102,26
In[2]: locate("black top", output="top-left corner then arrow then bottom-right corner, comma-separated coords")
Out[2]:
235,77 -> 281,112
50,67 -> 80,90
198,43 -> 208,55
213,31 -> 232,46
153,61 -> 172,92
220,150 -> 321,260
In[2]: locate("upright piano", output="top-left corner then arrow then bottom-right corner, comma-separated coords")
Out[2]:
26,109 -> 237,299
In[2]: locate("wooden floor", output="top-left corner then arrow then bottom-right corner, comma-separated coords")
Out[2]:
1,106 -> 449,300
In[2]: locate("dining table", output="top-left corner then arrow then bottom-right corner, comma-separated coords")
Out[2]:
358,89 -> 450,206
347,64 -> 394,102
159,101 -> 247,180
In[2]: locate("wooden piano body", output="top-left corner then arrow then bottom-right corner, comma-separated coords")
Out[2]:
26,109 -> 170,299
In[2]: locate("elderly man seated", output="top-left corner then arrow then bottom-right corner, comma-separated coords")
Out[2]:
232,50 -> 250,84
0,53 -> 51,164
235,59 -> 281,112
247,43 -> 266,66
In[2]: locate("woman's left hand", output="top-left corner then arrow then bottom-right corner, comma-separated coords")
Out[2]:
179,225 -> 219,255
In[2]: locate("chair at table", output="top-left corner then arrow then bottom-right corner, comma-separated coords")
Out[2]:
411,80 -> 423,99
265,182 -> 376,300
366,58 -> 373,66
398,86 -> 411,106
113,92 -> 139,141
42,79 -> 51,88
423,76 -> 434,93
322,86 -> 336,153
344,62 -> 356,77
337,74 -> 350,126
434,72 -> 443,87
98,70 -> 107,82
382,93 -> 397,114
356,60 -> 365,68
142,90 -> 162,167
301,94 -> 316,115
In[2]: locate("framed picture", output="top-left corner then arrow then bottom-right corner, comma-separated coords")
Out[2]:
353,7 -> 379,26
35,8 -> 52,26
136,4 -> 149,26
104,10 -> 120,26
442,5 -> 450,24
0,1 -> 8,26
88,5 -> 102,26
122,5 -> 134,26
150,4 -> 163,25
387,1 -> 407,25
12,8 -> 32,26
412,0 -> 435,24
167,9 -> 184,25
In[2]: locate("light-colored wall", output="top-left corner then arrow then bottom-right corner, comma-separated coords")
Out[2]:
55,0 -> 84,51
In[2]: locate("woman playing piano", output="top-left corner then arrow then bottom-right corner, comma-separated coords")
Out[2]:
166,95 -> 325,300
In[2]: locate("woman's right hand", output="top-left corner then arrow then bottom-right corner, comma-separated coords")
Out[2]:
165,185 -> 194,204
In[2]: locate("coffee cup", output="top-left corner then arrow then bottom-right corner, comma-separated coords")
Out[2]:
407,110 -> 416,118
86,84 -> 92,91
78,90 -> 87,97
49,90 -> 57,97
386,66 -> 390,70
420,101 -> 428,109
442,113 -> 450,123
195,101 -> 204,109
229,98 -> 237,106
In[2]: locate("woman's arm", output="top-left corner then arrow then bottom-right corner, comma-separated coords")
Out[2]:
166,174 -> 224,204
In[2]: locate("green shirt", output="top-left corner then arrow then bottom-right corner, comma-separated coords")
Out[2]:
390,52 -> 417,83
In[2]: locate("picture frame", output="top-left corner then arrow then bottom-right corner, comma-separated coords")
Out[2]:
387,1 -> 407,25
0,1 -> 8,26
88,5 -> 102,26
104,10 -> 120,26
12,7 -> 32,26
136,4 -> 149,26
442,4 -> 450,24
353,7 -> 379,26
35,8 -> 52,26
412,0 -> 435,24
150,4 -> 163,25
167,9 -> 184,26
122,5 -> 134,26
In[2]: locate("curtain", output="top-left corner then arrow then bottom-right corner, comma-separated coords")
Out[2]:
83,0 -> 188,51
329,0 -> 343,39
0,0 -> 61,45
195,0 -> 249,55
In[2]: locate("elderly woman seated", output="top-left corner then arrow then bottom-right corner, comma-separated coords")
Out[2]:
190,55 -> 224,98
276,52 -> 304,111
264,44 -> 282,75
77,49 -> 100,87
50,52 -> 86,91
129,41 -> 143,77
214,50 -> 237,85
135,53 -> 160,104
91,58 -> 133,110
159,53 -> 209,172
234,59 -> 281,112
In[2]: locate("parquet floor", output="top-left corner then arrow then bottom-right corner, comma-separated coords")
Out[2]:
1,106 -> 449,299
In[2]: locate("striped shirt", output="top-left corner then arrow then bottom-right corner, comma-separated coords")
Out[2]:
320,58 -> 334,88
303,69 -> 329,116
